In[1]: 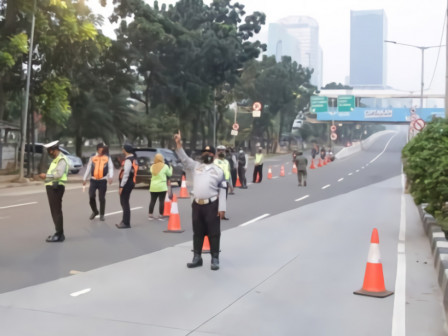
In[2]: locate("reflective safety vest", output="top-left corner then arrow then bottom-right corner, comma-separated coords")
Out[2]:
91,154 -> 110,180
214,159 -> 230,180
45,153 -> 69,186
119,155 -> 138,184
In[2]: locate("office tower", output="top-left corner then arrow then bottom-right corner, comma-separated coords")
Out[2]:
350,9 -> 388,88
267,16 -> 322,88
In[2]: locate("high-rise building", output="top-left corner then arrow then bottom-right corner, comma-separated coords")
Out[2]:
350,9 -> 388,88
267,16 -> 322,88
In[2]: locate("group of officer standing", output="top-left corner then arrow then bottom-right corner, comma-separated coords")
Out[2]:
40,135 -> 265,271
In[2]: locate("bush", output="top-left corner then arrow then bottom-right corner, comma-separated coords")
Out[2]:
402,118 -> 448,231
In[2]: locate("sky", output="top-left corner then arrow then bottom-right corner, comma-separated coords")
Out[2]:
87,0 -> 447,94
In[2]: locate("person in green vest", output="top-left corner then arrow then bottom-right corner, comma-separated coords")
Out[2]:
253,147 -> 264,183
148,153 -> 173,220
38,140 -> 69,242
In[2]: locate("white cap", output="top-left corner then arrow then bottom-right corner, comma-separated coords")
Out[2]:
217,145 -> 226,150
43,140 -> 59,149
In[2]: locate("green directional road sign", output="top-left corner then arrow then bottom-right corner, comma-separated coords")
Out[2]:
310,96 -> 328,113
337,95 -> 355,112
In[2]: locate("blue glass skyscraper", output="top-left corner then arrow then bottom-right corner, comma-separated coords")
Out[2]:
350,10 -> 388,88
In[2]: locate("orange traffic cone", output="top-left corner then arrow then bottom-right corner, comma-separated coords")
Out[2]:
280,165 -> 285,177
292,163 -> 297,174
178,175 -> 189,198
202,235 -> 211,253
310,159 -> 316,169
163,194 -> 184,233
235,176 -> 242,187
317,158 -> 323,167
162,192 -> 172,217
267,166 -> 273,179
354,228 -> 393,298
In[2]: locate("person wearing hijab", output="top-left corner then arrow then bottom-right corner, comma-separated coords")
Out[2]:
148,153 -> 173,220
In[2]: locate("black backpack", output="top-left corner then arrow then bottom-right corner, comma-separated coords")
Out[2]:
238,153 -> 246,166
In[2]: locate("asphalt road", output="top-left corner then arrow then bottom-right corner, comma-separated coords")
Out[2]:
0,129 -> 447,335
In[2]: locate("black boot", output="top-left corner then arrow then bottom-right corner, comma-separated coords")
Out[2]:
211,253 -> 219,271
187,253 -> 203,268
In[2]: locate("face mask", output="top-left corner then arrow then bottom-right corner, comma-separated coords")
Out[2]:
218,153 -> 225,158
202,154 -> 214,164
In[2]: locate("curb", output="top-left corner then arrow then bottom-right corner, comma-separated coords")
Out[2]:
418,205 -> 448,311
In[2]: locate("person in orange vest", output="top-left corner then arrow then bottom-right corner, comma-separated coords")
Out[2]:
116,144 -> 138,229
83,143 -> 114,221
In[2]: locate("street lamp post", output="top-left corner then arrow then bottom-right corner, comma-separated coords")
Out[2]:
385,40 -> 443,109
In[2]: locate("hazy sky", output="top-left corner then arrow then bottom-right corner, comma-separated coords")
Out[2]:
88,0 -> 447,93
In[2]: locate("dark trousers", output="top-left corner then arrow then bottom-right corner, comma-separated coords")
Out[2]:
253,164 -> 263,183
230,168 -> 237,187
46,185 -> 65,235
192,200 -> 220,256
237,166 -> 247,187
149,191 -> 167,215
297,169 -> 307,185
120,182 -> 134,226
89,179 -> 107,215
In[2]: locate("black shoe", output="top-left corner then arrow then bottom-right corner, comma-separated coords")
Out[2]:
211,257 -> 220,271
99,215 -> 105,221
187,254 -> 203,268
89,211 -> 99,220
298,183 -> 302,186
115,223 -> 131,229
222,217 -> 229,220
46,233 -> 65,243
304,181 -> 307,187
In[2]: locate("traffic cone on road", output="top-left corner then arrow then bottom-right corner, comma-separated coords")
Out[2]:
280,165 -> 285,177
178,175 -> 190,198
235,176 -> 242,187
267,166 -> 273,179
292,163 -> 297,174
163,194 -> 184,233
317,158 -> 323,167
310,159 -> 316,169
354,228 -> 393,298
162,192 -> 172,217
202,235 -> 211,253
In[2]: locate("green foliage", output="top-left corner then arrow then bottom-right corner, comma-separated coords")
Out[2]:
37,76 -> 72,125
402,118 -> 448,230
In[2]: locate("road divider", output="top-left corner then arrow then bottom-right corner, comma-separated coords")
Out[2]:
0,202 -> 38,210
240,214 -> 270,227
104,207 -> 143,217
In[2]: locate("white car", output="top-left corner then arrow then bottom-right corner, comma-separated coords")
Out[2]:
24,143 -> 83,174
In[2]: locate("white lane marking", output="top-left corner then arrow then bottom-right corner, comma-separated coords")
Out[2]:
337,178 -> 344,182
69,270 -> 83,275
0,202 -> 38,210
106,190 -> 118,194
240,214 -> 270,227
356,169 -> 360,173
370,133 -> 397,164
70,288 -> 91,297
392,173 -> 407,335
295,195 -> 309,202
348,172 -> 353,176
273,176 -> 280,179
104,207 -> 143,217
321,184 -> 330,190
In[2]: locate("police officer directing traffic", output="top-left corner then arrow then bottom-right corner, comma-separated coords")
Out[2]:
174,130 -> 227,271
115,144 -> 138,229
83,142 -> 114,221
38,140 -> 69,242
